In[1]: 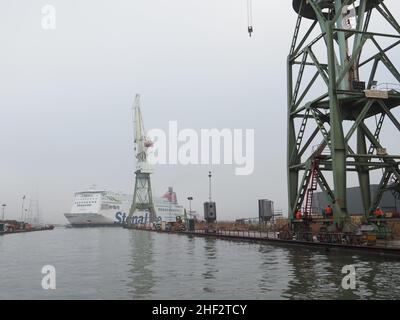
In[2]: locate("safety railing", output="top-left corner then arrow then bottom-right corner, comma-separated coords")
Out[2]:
192,229 -> 279,240
373,83 -> 400,93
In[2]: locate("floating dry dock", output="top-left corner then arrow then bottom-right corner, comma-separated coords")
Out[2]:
126,227 -> 400,259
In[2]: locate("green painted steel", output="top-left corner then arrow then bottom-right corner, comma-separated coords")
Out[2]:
287,0 -> 400,232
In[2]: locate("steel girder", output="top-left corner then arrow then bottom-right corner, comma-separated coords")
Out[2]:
287,0 -> 400,228
126,171 -> 157,226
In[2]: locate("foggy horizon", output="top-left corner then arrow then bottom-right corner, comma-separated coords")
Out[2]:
1,0 -> 400,224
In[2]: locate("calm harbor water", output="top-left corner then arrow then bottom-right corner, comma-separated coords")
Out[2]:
1,227 -> 400,300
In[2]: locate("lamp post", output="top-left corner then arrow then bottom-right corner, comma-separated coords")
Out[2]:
187,197 -> 193,216
21,195 -> 26,221
208,171 -> 212,202
2,204 -> 6,221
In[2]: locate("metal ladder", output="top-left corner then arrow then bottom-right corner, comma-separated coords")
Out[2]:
369,170 -> 392,214
368,113 -> 385,155
313,110 -> 331,148
296,168 -> 312,211
296,109 -> 310,151
304,159 -> 320,218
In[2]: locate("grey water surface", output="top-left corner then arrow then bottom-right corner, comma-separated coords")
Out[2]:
0,228 -> 399,300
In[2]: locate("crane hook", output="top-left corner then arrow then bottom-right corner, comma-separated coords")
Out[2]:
247,0 -> 254,37
248,25 -> 253,37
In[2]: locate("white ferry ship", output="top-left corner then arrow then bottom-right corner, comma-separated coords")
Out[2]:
64,187 -> 185,227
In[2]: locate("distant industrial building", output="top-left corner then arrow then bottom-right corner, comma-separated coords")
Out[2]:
314,185 -> 400,216
258,199 -> 274,222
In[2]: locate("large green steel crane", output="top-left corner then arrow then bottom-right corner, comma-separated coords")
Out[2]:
287,0 -> 400,236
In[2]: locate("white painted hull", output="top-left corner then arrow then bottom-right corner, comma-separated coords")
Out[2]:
64,189 -> 185,227
64,213 -> 116,227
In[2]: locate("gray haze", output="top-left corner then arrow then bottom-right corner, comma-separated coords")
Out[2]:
1,1 -> 399,224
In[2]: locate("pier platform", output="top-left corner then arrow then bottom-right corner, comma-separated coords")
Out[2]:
0,225 -> 54,236
125,227 -> 400,259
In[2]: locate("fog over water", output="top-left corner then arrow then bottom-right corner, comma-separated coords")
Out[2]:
1,1 -> 400,224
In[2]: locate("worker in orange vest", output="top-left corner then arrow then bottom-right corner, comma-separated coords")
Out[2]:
295,211 -> 302,220
325,205 -> 333,219
375,207 -> 384,219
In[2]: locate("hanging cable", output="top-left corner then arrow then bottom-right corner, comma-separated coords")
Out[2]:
247,0 -> 253,37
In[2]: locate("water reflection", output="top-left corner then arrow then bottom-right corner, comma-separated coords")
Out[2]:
126,230 -> 156,299
283,248 -> 324,299
186,235 -> 196,256
122,232 -> 400,299
5,228 -> 400,299
311,253 -> 397,300
202,238 -> 218,293
349,258 -> 400,300
258,245 -> 290,297
279,245 -> 400,300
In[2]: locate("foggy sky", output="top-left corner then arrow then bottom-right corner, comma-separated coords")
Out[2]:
1,0 -> 400,224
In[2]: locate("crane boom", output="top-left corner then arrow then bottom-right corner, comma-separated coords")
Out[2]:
133,94 -> 153,173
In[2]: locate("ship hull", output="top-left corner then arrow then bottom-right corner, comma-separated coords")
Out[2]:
64,188 -> 185,227
64,213 -> 119,227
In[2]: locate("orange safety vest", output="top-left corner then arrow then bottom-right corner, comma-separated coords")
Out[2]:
375,209 -> 384,217
326,206 -> 332,215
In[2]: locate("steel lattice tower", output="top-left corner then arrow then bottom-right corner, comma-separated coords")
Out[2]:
126,95 -> 157,227
128,171 -> 157,225
287,0 -> 400,232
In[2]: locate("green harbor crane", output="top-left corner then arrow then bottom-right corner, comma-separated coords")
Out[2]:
287,0 -> 400,240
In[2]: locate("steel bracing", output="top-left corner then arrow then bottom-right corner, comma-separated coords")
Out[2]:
288,0 -> 400,230
126,95 -> 157,226
128,171 -> 157,225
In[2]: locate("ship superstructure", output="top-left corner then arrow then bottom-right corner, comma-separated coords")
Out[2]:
64,188 -> 184,227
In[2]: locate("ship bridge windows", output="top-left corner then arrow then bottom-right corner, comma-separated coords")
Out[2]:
75,199 -> 98,207
158,208 -> 182,213
101,204 -> 120,210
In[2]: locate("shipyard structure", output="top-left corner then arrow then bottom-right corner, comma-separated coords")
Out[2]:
286,0 -> 400,242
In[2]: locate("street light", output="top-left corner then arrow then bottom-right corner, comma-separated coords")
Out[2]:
187,197 -> 193,216
2,204 -> 6,221
21,195 -> 26,221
